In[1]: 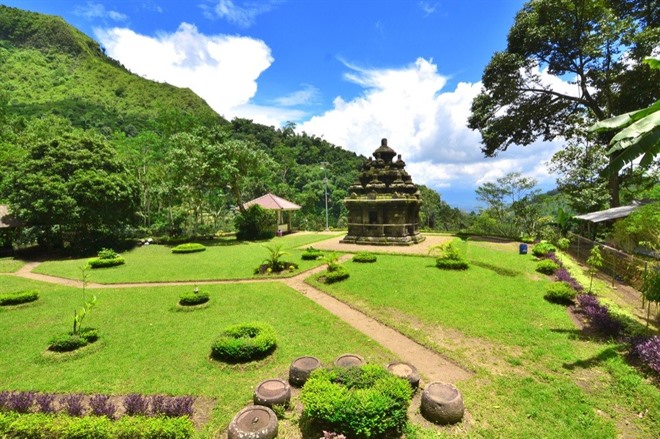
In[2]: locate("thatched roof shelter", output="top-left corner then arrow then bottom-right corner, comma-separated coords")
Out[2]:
243,193 -> 301,233
0,205 -> 21,229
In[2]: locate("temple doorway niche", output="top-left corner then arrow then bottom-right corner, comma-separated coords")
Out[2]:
340,138 -> 425,246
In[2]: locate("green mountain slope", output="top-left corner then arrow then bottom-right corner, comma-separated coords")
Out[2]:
0,5 -> 222,133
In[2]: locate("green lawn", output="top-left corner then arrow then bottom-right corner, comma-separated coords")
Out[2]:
309,240 -> 660,438
0,275 -> 394,437
0,257 -> 24,273
33,233 -> 339,283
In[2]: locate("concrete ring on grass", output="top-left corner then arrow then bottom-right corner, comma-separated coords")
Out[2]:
421,382 -> 464,425
289,356 -> 321,387
253,378 -> 291,408
386,361 -> 421,389
333,353 -> 365,368
227,405 -> 278,439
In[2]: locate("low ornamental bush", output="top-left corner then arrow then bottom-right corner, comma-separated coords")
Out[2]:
536,259 -> 560,275
301,247 -> 324,260
62,393 -> 85,417
352,252 -> 377,263
178,289 -> 210,306
35,393 -> 56,414
211,322 -> 277,362
0,412 -> 194,438
630,336 -> 660,375
301,365 -> 413,438
6,391 -> 35,413
123,394 -> 149,416
171,243 -> 206,254
436,258 -> 469,270
48,328 -> 99,353
532,241 -> 557,257
544,282 -> 576,305
577,294 -> 623,338
89,394 -> 117,418
325,265 -> 350,283
0,290 -> 39,306
88,256 -> 125,269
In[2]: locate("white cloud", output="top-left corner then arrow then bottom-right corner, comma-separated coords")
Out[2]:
418,2 -> 438,17
203,0 -> 279,28
75,1 -> 128,22
299,58 -> 564,196
95,23 -> 273,118
273,84 -> 320,107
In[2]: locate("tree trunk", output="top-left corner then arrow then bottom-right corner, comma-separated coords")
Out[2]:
607,154 -> 620,208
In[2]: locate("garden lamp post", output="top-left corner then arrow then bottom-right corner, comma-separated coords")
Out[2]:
321,162 -> 329,231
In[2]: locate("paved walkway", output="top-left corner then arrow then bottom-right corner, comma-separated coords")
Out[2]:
8,254 -> 472,384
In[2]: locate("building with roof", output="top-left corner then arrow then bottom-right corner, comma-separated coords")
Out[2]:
243,193 -> 301,234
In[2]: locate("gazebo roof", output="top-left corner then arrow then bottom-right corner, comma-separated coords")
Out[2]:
243,193 -> 301,211
574,201 -> 646,223
0,205 -> 21,228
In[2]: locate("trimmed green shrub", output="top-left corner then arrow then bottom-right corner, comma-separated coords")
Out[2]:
0,290 -> 39,306
0,413 -> 194,439
301,247 -> 323,260
544,282 -> 577,305
48,328 -> 99,352
211,322 -> 277,362
536,259 -> 560,275
171,243 -> 206,254
178,289 -> 210,306
435,258 -> 469,270
532,241 -> 557,257
88,257 -> 124,269
352,252 -> 377,263
301,365 -> 413,438
325,266 -> 350,283
235,205 -> 276,241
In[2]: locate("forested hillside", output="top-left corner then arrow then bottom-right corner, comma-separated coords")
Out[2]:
0,5 -> 465,250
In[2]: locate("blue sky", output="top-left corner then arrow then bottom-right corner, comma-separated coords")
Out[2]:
5,0 -> 568,210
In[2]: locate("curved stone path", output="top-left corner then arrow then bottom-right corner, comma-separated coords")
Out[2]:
8,257 -> 472,383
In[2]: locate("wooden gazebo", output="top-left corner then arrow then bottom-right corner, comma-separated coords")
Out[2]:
243,193 -> 301,234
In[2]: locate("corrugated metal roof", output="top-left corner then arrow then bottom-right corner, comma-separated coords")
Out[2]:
574,203 -> 643,223
243,193 -> 301,211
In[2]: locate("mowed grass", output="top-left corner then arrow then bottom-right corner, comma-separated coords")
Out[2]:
0,276 -> 394,436
310,240 -> 660,438
0,257 -> 24,273
33,233 -> 339,283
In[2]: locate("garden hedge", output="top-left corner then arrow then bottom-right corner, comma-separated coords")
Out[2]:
532,242 -> 556,257
544,282 -> 576,305
211,322 -> 277,362
171,243 -> 206,254
301,365 -> 413,438
436,258 -> 469,270
88,257 -> 125,269
301,247 -> 323,260
536,259 -> 560,275
178,290 -> 210,306
0,412 -> 194,438
48,328 -> 99,352
0,290 -> 39,306
352,252 -> 377,263
325,266 -> 350,283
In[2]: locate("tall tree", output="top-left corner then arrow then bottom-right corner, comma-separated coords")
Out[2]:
7,124 -> 138,248
469,0 -> 660,207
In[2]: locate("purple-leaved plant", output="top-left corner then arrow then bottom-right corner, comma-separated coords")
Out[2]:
35,393 -> 57,414
123,393 -> 149,416
323,432 -> 347,439
164,396 -> 194,417
149,395 -> 167,416
8,391 -> 35,413
0,391 -> 10,411
89,394 -> 116,418
556,268 -> 584,292
62,393 -> 85,417
577,294 -> 623,338
631,336 -> 660,374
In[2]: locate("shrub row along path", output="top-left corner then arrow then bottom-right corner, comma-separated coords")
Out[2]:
11,256 -> 472,384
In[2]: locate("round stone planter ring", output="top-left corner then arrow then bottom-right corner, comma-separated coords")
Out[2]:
228,405 -> 278,439
333,353 -> 365,368
386,361 -> 421,389
253,378 -> 291,408
289,356 -> 321,387
420,382 -> 465,425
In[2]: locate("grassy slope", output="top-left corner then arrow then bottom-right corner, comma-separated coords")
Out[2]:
0,257 -> 24,273
0,275 -> 393,436
33,234 -> 338,283
309,241 -> 660,438
0,5 -> 221,131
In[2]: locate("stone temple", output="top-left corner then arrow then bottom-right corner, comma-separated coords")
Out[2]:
341,138 -> 425,246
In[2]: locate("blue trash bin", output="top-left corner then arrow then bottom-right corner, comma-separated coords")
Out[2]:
519,243 -> 528,255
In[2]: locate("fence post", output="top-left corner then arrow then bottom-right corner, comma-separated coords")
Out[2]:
612,253 -> 617,287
